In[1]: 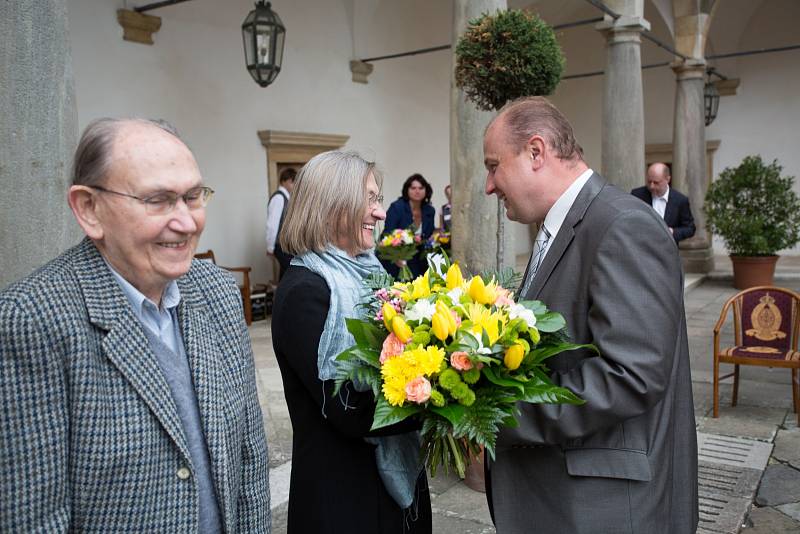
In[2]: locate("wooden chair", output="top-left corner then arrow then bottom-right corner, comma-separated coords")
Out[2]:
194,250 -> 253,325
713,285 -> 800,425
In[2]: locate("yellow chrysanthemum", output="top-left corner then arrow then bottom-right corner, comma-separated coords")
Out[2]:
380,345 -> 445,406
464,303 -> 506,345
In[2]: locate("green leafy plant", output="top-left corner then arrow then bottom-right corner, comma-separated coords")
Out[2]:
455,9 -> 564,111
704,155 -> 800,256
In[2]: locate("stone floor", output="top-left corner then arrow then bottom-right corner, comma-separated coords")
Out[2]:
250,273 -> 800,534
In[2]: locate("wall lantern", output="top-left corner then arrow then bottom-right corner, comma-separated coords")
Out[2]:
704,68 -> 722,126
242,1 -> 285,88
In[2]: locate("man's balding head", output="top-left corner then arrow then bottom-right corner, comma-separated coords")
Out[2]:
646,163 -> 671,198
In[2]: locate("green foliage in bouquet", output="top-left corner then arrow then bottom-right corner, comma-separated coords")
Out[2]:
334,253 -> 592,478
704,155 -> 800,256
455,9 -> 565,111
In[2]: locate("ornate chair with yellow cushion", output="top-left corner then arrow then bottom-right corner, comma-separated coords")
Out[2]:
194,250 -> 253,325
713,286 -> 800,425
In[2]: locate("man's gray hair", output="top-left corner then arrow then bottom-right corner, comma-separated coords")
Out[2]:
71,118 -> 181,187
491,96 -> 584,161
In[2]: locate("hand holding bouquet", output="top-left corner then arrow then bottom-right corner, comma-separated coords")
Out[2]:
376,227 -> 420,281
334,254 -> 593,478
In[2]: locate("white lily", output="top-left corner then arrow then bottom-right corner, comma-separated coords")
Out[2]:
428,253 -> 447,279
447,286 -> 463,303
404,299 -> 436,322
509,303 -> 537,328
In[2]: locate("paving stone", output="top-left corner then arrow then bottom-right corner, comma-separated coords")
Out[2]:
698,406 -> 786,441
776,501 -> 800,522
756,464 -> 800,506
269,500 -> 288,534
697,432 -> 773,470
431,480 -> 494,527
432,512 -> 496,534
741,505 -> 800,533
428,469 -> 462,497
773,427 -> 800,469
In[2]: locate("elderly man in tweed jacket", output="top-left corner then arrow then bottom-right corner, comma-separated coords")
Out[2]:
0,119 -> 270,532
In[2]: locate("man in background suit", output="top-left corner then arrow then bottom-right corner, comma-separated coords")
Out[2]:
631,162 -> 696,243
482,96 -> 697,533
0,118 -> 270,532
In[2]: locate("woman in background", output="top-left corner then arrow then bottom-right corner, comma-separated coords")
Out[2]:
382,173 -> 435,278
271,151 -> 432,534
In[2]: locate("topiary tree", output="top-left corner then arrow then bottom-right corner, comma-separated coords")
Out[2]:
704,155 -> 800,256
455,9 -> 564,111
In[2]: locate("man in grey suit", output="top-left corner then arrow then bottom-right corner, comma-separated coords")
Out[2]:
0,118 -> 270,532
483,97 -> 698,533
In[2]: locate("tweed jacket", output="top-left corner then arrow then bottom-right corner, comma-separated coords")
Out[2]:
486,174 -> 698,533
0,238 -> 270,532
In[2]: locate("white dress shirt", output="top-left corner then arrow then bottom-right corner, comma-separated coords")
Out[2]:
536,168 -> 595,264
651,187 -> 669,219
266,185 -> 290,253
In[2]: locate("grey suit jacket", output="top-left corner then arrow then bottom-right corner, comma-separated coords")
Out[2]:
0,238 -> 270,532
487,174 -> 698,534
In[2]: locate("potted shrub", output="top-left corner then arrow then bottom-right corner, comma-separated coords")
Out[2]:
704,155 -> 800,289
455,9 -> 564,111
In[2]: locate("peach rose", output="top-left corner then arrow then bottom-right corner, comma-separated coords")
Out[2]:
405,376 -> 432,404
494,287 -> 514,307
450,351 -> 473,371
380,332 -> 406,364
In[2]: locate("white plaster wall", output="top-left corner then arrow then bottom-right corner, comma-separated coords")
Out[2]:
66,0 -> 452,284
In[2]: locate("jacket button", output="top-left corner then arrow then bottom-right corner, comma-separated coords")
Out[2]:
177,467 -> 191,480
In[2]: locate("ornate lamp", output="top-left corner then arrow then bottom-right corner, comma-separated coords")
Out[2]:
704,68 -> 721,126
242,1 -> 285,88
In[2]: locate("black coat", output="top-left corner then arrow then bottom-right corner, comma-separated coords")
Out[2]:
271,266 -> 432,534
631,186 -> 696,243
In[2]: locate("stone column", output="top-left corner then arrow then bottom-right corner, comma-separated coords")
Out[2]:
0,0 -> 80,289
670,5 -> 717,273
451,0 -> 513,275
596,2 -> 649,194
672,61 -> 713,272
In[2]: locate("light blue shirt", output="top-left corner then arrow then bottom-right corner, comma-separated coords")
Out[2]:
106,264 -> 183,353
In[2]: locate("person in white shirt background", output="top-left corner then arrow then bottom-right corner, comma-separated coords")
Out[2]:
266,167 -> 297,280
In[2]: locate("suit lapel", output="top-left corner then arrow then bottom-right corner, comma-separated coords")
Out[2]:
74,238 -> 192,464
663,195 -> 675,225
177,277 -> 231,527
529,173 -> 607,299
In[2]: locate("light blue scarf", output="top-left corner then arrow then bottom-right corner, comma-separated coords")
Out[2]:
291,246 -> 423,509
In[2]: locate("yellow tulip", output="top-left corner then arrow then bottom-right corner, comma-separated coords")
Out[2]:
392,316 -> 413,344
446,263 -> 464,290
382,302 -> 397,331
431,312 -> 449,341
468,276 -> 498,305
435,301 -> 458,336
504,343 -> 526,370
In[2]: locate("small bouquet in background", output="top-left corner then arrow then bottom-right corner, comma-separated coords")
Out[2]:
425,230 -> 451,256
377,227 -> 419,281
334,254 -> 592,478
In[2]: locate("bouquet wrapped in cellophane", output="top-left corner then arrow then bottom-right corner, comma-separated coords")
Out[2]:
334,254 -> 592,478
376,227 -> 420,281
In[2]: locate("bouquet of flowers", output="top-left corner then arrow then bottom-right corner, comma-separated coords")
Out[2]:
424,230 -> 451,256
334,254 -> 592,478
376,227 -> 421,281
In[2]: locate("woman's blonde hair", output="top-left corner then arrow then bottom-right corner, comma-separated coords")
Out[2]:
280,150 -> 382,256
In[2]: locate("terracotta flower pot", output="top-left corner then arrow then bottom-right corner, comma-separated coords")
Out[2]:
463,446 -> 486,493
730,255 -> 779,289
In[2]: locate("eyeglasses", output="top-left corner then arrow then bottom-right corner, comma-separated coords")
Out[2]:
368,193 -> 384,208
89,185 -> 215,215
